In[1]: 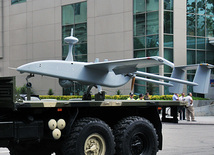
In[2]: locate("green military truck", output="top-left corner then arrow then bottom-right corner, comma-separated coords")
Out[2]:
0,76 -> 184,155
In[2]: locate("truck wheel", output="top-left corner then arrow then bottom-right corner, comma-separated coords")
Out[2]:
114,116 -> 158,155
63,117 -> 115,155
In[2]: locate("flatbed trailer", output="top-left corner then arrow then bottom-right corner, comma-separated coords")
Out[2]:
0,76 -> 186,155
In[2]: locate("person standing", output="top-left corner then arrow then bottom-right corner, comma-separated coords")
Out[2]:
137,94 -> 144,100
172,93 -> 179,119
172,93 -> 179,101
179,93 -> 186,120
185,92 -> 196,122
127,92 -> 135,100
144,92 -> 150,100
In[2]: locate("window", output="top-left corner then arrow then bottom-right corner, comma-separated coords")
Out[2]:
187,5 -> 211,84
164,11 -> 173,34
164,0 -> 173,95
187,14 -> 195,36
164,49 -> 173,73
187,0 -> 196,13
197,37 -> 205,49
11,0 -> 26,5
133,0 -> 159,95
62,5 -> 74,25
134,50 -> 145,58
164,35 -> 173,47
134,0 -> 145,14
206,0 -> 214,15
197,51 -> 205,63
146,12 -> 159,35
206,51 -> 214,64
146,0 -> 159,11
133,14 -> 146,36
147,49 -> 159,73
197,15 -> 205,36
187,50 -> 196,64
62,2 -> 87,61
146,35 -> 159,48
187,36 -> 196,49
206,16 -> 214,37
164,0 -> 173,10
196,0 -> 205,15
186,0 -> 214,77
134,37 -> 145,49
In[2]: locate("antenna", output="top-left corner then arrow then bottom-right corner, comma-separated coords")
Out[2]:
64,28 -> 79,61
71,28 -> 73,36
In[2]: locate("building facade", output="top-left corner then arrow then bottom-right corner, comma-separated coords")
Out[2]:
0,0 -> 214,97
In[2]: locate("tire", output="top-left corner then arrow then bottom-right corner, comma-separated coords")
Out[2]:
63,117 -> 115,155
114,116 -> 158,155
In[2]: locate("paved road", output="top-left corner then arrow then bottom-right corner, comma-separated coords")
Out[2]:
1,116 -> 214,155
0,148 -> 9,155
158,116 -> 214,155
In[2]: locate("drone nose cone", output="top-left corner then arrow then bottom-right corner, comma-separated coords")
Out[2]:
17,63 -> 30,73
64,36 -> 79,44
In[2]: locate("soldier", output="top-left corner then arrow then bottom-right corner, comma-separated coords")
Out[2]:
137,94 -> 144,100
127,92 -> 135,100
144,92 -> 150,100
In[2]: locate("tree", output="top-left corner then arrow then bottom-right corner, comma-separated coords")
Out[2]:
48,89 -> 54,95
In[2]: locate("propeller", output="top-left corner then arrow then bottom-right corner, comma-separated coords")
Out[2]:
131,76 -> 136,92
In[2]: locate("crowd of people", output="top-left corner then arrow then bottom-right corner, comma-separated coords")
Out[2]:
127,91 -> 196,122
172,92 -> 196,121
127,92 -> 150,100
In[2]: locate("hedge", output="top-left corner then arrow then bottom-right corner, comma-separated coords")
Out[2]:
39,95 -> 207,100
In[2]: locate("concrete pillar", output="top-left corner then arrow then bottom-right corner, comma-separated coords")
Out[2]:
174,0 -> 186,66
0,0 -> 3,58
159,0 -> 164,95
173,0 -> 187,94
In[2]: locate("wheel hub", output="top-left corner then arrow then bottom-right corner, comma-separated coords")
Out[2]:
84,133 -> 106,155
131,133 -> 145,154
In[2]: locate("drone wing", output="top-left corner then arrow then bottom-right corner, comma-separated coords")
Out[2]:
86,56 -> 214,94
85,56 -> 174,74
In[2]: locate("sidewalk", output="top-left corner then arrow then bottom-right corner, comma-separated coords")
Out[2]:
178,116 -> 214,125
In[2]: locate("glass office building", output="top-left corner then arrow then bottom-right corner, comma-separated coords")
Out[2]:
133,0 -> 214,97
0,0 -> 214,97
186,0 -> 214,96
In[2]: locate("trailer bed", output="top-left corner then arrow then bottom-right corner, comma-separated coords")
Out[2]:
16,99 -> 186,108
1,76 -> 185,123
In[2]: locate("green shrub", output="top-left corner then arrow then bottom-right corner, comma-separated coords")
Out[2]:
16,85 -> 34,95
39,95 -> 208,100
48,89 -> 54,95
116,90 -> 122,95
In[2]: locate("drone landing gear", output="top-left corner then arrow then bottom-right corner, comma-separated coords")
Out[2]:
26,74 -> 34,88
25,74 -> 34,101
82,85 -> 105,101
82,85 -> 92,100
95,91 -> 105,101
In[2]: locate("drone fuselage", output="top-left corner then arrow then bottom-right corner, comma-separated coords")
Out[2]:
17,60 -> 131,87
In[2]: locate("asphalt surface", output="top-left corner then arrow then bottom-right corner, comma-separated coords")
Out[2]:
0,148 -> 9,155
0,116 -> 214,155
158,116 -> 214,155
